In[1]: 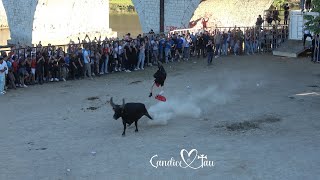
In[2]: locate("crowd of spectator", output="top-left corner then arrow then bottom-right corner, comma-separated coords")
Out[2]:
0,23 -> 310,95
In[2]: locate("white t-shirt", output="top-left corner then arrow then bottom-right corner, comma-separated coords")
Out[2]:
0,61 -> 8,76
181,37 -> 187,47
303,26 -> 310,34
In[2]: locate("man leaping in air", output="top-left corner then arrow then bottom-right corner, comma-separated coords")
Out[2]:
149,61 -> 167,99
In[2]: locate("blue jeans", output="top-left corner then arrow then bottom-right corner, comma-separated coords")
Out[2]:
207,52 -> 213,64
0,75 -> 5,93
234,44 -> 240,55
250,42 -> 254,53
222,43 -> 228,55
100,56 -> 109,73
160,48 -> 164,61
300,0 -> 305,9
183,47 -> 190,59
137,53 -> 145,69
215,44 -> 220,56
165,48 -> 171,63
245,41 -> 250,54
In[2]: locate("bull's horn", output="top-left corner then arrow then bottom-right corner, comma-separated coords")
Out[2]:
110,97 -> 115,108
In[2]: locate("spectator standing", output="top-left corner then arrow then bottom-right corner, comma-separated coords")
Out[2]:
221,32 -> 228,56
30,54 -> 37,84
206,40 -> 214,65
183,35 -> 191,61
83,46 -> 92,79
164,38 -> 172,63
214,31 -> 221,57
311,34 -> 319,62
0,56 -> 8,95
303,25 -> 312,48
18,57 -> 29,87
36,52 -> 45,84
137,42 -> 146,70
151,39 -> 159,64
234,40 -> 240,55
283,3 -> 290,25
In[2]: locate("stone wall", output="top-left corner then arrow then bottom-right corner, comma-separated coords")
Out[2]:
1,0 -> 275,45
132,0 -> 201,33
0,1 -> 8,28
2,0 -> 38,45
190,0 -> 274,29
132,0 -> 273,33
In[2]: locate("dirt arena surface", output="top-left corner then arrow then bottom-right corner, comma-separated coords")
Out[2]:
1,54 -> 320,180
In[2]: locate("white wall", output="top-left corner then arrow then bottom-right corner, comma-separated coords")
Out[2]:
289,10 -> 319,41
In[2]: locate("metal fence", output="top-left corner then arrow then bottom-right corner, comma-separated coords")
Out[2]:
168,25 -> 289,54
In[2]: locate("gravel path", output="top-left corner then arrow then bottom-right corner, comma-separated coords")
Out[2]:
1,54 -> 320,180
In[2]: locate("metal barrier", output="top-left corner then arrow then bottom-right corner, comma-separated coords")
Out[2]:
168,25 -> 289,54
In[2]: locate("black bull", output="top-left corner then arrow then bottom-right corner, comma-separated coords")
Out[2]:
109,97 -> 153,136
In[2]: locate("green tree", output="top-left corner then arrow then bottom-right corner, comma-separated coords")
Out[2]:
273,0 -> 286,9
304,0 -> 320,34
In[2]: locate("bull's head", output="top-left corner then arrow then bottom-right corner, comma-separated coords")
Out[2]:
109,97 -> 125,120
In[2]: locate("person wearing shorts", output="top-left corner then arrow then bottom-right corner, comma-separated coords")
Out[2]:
18,58 -> 28,88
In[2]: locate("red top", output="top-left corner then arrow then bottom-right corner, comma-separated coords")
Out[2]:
31,59 -> 37,68
202,19 -> 208,28
104,48 -> 109,54
12,61 -> 18,72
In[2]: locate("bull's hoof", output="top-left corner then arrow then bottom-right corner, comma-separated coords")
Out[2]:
135,129 -> 138,132
122,133 -> 125,136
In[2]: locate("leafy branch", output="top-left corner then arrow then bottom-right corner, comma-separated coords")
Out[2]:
304,0 -> 320,34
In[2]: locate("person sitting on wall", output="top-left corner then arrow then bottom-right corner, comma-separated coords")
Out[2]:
305,0 -> 312,12
266,11 -> 273,26
301,0 -> 305,12
256,15 -> 264,29
272,7 -> 281,24
201,17 -> 209,30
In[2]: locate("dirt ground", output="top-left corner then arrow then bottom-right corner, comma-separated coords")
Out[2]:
1,54 -> 320,180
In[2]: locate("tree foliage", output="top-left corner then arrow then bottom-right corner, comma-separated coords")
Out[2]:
304,0 -> 320,34
273,0 -> 286,8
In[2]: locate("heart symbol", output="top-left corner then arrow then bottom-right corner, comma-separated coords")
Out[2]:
180,149 -> 198,168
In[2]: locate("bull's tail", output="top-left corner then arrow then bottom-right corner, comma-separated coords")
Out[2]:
144,108 -> 153,120
145,112 -> 153,120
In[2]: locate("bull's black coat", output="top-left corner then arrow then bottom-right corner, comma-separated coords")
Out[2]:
110,98 -> 153,136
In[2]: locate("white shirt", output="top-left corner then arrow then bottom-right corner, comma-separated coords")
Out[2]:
185,38 -> 190,48
303,26 -> 310,34
0,61 -> 8,76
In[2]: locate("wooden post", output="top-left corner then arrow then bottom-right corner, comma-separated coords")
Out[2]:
160,0 -> 164,33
